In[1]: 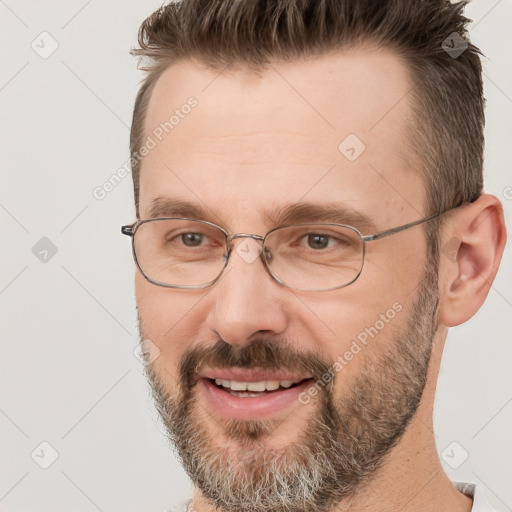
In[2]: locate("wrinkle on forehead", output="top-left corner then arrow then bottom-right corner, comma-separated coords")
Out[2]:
139,46 -> 425,229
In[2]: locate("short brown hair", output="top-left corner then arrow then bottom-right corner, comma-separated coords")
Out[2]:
130,0 -> 484,220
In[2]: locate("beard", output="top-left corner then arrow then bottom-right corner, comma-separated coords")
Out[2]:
140,258 -> 439,512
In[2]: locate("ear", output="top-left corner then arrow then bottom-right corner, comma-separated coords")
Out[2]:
438,194 -> 507,327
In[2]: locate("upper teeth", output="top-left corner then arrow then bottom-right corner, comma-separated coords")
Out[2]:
214,379 -> 297,391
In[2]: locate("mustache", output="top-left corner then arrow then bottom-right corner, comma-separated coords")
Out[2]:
178,338 -> 333,390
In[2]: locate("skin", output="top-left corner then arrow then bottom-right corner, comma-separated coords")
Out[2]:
134,46 -> 506,511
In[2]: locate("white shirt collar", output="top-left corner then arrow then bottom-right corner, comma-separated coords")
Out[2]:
454,482 -> 497,512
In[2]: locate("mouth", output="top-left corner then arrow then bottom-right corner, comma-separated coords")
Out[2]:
208,377 -> 309,397
197,369 -> 315,420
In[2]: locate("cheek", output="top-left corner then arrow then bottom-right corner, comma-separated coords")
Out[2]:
298,250 -> 422,384
302,290 -> 402,356
135,273 -> 203,369
301,299 -> 407,399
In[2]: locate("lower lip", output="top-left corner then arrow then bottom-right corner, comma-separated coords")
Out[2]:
198,378 -> 314,421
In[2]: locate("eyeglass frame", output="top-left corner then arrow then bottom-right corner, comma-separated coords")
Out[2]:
121,203 -> 465,292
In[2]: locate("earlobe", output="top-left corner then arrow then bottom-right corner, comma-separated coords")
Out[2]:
438,194 -> 507,327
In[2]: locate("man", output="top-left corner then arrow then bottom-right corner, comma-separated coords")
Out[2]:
122,1 -> 507,511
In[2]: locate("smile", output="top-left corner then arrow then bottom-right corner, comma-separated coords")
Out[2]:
212,377 -> 306,396
197,369 -> 314,420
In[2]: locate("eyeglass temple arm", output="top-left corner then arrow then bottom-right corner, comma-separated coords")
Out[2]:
361,211 -> 445,242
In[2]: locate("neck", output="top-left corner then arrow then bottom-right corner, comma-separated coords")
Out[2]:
328,404 -> 473,512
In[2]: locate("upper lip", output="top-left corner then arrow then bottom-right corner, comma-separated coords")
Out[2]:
198,368 -> 313,383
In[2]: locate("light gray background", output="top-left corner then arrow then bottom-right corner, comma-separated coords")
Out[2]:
0,1 -> 510,511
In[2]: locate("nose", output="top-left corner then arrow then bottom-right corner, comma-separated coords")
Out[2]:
204,237 -> 289,347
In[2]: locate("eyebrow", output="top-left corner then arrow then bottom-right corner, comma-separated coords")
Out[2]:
147,197 -> 377,234
266,202 -> 377,233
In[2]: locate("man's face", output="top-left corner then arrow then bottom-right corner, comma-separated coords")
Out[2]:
135,48 -> 438,511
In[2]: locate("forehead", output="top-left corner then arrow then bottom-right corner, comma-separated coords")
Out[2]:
139,47 -> 424,228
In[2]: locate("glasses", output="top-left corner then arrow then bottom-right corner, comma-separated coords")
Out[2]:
121,207 -> 458,292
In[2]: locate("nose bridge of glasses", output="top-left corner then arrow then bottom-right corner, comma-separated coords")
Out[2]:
227,232 -> 265,246
224,232 -> 269,267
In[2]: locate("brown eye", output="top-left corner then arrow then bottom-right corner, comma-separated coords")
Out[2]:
180,233 -> 204,246
307,234 -> 329,249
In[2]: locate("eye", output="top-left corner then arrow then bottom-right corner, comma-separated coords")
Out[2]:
300,233 -> 347,250
306,234 -> 331,250
180,232 -> 204,247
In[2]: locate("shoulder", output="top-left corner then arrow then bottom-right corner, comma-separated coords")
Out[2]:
453,482 -> 497,512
